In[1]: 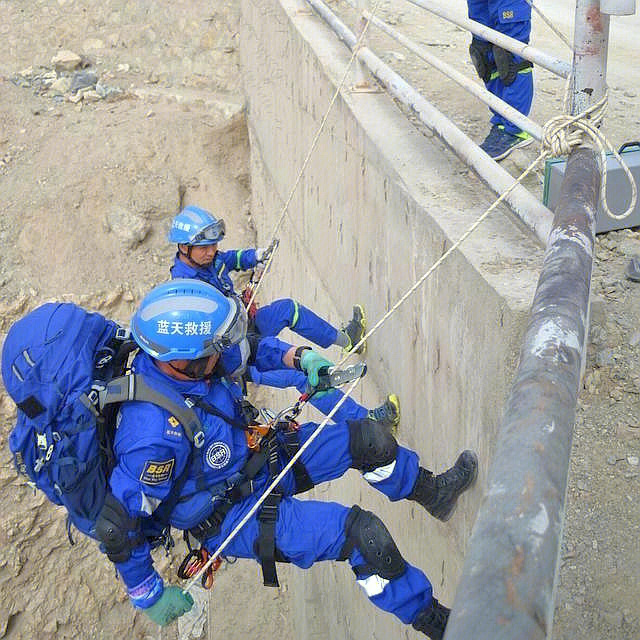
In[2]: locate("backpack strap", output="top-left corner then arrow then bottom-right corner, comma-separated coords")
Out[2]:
98,373 -> 204,530
99,374 -> 204,447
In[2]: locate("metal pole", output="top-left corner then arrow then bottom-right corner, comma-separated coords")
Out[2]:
360,8 -> 544,140
405,0 -> 571,78
306,0 -> 554,244
445,2 -> 609,639
352,0 -> 374,90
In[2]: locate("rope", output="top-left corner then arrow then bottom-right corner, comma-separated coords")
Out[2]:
181,1 -> 636,596
182,375 -> 363,593
525,0 -> 574,51
245,0 -> 384,310
543,87 -> 637,221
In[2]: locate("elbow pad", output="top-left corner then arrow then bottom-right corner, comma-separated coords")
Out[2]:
95,493 -> 145,564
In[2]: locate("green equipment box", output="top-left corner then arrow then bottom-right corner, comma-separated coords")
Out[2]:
543,141 -> 640,234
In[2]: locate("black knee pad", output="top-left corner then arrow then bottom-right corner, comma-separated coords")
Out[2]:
95,493 -> 144,563
469,37 -> 494,83
348,418 -> 398,472
339,505 -> 406,580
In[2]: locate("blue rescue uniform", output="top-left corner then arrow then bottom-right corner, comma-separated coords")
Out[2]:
468,0 -> 534,134
109,350 -> 432,625
171,252 -> 339,348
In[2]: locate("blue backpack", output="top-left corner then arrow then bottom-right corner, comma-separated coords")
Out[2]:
1,302 -> 202,541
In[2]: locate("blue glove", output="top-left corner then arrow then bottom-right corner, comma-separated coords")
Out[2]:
144,586 -> 194,626
300,350 -> 334,388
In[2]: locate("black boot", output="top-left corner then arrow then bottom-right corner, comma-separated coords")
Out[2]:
409,450 -> 478,521
412,598 -> 450,639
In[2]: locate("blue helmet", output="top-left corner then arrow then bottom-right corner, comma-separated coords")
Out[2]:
168,205 -> 226,246
131,279 -> 247,361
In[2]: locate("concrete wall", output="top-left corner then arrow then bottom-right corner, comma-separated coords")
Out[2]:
239,0 -> 544,637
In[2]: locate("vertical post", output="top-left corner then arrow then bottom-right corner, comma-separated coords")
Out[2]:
352,0 -> 373,90
444,3 -> 609,639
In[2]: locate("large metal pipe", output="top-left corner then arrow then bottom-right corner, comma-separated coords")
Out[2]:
405,0 -> 572,78
444,1 -> 609,638
306,0 -> 554,244
360,7 -> 544,140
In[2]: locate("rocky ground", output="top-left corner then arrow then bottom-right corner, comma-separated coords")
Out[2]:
0,0 -> 638,639
0,1 -> 294,638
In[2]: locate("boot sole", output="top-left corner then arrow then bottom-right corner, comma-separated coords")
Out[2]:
437,450 -> 478,522
344,304 -> 367,355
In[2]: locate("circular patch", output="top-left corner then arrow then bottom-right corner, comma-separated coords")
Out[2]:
205,441 -> 231,469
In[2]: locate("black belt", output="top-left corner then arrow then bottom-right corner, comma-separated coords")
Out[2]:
188,501 -> 234,544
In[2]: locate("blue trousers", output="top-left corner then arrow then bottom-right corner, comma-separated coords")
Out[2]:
204,421 -> 431,625
254,298 -> 338,348
468,0 -> 534,133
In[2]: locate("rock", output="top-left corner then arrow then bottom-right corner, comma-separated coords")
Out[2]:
69,70 -> 97,93
48,76 -> 72,96
627,455 -> 639,466
105,206 -> 151,250
51,49 -> 82,72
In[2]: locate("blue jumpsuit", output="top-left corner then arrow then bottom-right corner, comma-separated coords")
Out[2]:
109,349 -> 432,626
173,251 -> 363,427
171,251 -> 339,347
468,0 -> 534,134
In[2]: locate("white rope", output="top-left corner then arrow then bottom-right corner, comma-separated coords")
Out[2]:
525,0 -> 574,50
181,2 -> 636,596
182,376 -> 362,593
245,0 -> 384,310
543,87 -> 637,221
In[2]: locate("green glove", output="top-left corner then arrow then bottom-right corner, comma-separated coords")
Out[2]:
300,350 -> 334,388
144,586 -> 194,626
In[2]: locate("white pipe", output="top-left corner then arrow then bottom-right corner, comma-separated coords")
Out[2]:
361,8 -> 544,140
405,0 -> 571,78
307,0 -> 553,244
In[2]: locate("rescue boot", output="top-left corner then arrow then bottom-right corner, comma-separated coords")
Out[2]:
367,393 -> 401,435
409,450 -> 478,522
341,304 -> 366,354
412,598 -> 450,639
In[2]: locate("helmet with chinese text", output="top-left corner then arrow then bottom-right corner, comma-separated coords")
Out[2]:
130,279 -> 247,361
168,205 -> 226,246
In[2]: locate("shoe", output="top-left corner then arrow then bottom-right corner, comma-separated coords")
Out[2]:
412,598 -> 450,639
480,124 -> 533,161
341,304 -> 367,354
367,393 -> 401,435
409,450 -> 478,522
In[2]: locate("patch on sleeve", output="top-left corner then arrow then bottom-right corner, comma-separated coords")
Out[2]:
139,459 -> 175,485
164,415 -> 183,441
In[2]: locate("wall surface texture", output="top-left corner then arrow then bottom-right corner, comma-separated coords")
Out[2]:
239,0 -> 544,637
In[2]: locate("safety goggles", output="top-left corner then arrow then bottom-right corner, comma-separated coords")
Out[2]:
205,296 -> 248,354
191,219 -> 226,245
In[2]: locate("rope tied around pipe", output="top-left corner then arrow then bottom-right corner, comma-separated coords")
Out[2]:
540,89 -> 637,220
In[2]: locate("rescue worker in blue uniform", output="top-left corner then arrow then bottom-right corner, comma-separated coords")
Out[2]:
467,0 -> 534,160
170,203 -> 401,431
169,204 -> 367,354
97,280 -> 478,640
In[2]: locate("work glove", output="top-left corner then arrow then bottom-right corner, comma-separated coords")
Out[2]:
300,350 -> 334,389
256,239 -> 279,264
144,586 -> 194,626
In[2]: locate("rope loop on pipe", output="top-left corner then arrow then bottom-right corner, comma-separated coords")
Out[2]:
541,89 -> 637,220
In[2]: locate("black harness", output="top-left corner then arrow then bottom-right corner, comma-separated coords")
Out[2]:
187,399 -> 314,588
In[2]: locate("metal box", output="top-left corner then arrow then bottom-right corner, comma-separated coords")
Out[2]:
542,142 -> 640,234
